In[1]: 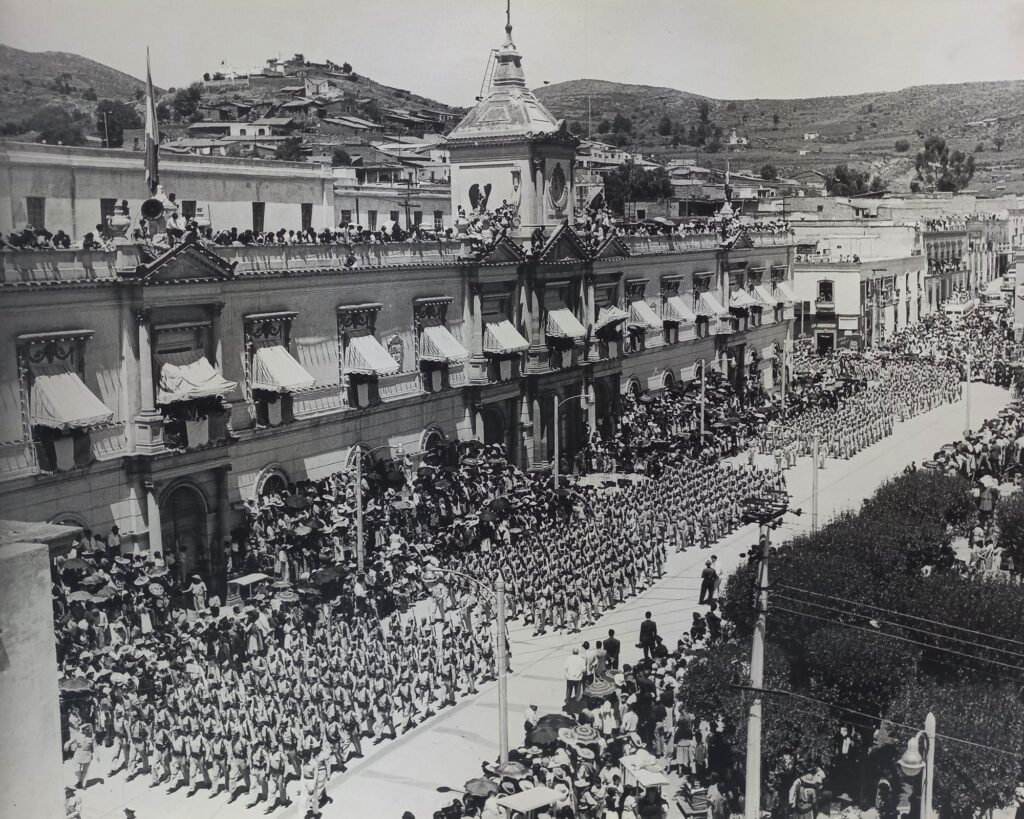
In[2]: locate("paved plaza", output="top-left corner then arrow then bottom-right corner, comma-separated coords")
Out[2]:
71,383 -> 1009,819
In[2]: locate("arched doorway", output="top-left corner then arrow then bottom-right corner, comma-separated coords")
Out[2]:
593,380 -> 613,439
482,407 -> 506,448
161,483 -> 208,582
255,466 -> 289,499
662,370 -> 675,390
420,427 -> 445,453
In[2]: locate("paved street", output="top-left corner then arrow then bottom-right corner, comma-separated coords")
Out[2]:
75,383 -> 1008,819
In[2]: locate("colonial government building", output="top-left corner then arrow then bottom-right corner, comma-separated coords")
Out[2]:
0,23 -> 796,580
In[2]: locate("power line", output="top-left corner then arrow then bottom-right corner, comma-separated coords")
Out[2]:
776,582 -> 1024,648
771,604 -> 1024,674
746,685 -> 1024,759
773,592 -> 1024,662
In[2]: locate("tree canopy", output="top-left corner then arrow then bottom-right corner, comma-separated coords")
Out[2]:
275,136 -> 305,162
824,164 -> 885,196
95,99 -> 142,147
27,105 -> 85,146
914,136 -> 976,192
602,163 -> 672,215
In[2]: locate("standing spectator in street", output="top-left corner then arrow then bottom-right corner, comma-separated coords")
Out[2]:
638,611 -> 658,659
699,560 -> 717,604
65,723 -> 95,790
604,628 -> 621,670
564,648 -> 586,704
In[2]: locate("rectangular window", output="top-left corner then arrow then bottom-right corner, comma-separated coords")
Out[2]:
26,196 -> 45,229
413,211 -> 423,226
433,210 -> 444,231
252,202 -> 266,234
389,210 -> 400,224
817,280 -> 834,303
99,198 -> 116,227
367,210 -> 378,231
340,209 -> 353,226
636,208 -> 647,220
180,200 -> 197,220
301,202 -> 313,231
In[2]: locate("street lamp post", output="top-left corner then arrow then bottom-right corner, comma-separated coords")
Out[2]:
964,354 -> 972,436
898,712 -> 937,819
699,359 -> 707,440
426,567 -> 509,763
552,390 -> 592,489
353,443 -> 391,573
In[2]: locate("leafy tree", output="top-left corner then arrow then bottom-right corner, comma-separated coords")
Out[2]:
275,136 -> 305,161
341,62 -> 352,73
331,148 -> 352,166
171,82 -> 204,121
760,164 -> 778,181
212,72 -> 225,81
705,138 -> 722,153
603,163 -> 672,215
914,135 -> 975,192
910,181 -> 922,193
974,142 -> 985,153
27,105 -> 85,145
52,72 -> 73,94
994,136 -> 1004,151
82,86 -> 97,102
203,72 -> 211,81
824,164 -> 881,196
363,98 -> 382,123
698,100 -> 711,124
995,493 -> 1024,569
656,114 -> 673,136
772,112 -> 780,129
596,118 -> 611,134
133,88 -> 145,101
612,113 -> 632,134
568,120 -> 583,135
95,99 -> 142,147
894,139 -> 910,152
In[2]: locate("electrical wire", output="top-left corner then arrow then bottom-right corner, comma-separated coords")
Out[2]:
772,592 -> 1024,662
776,582 -> 1024,648
771,604 -> 1024,674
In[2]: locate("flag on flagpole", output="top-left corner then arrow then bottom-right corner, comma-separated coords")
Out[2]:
144,47 -> 159,195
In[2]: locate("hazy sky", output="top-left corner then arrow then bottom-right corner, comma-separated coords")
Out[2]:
3,0 -> 1023,105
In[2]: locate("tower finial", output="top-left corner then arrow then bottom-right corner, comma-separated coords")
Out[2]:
505,0 -> 513,41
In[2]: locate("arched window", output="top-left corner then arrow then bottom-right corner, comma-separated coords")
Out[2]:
255,465 -> 290,499
160,483 -> 208,578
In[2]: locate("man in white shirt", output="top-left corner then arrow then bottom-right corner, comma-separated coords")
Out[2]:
564,648 -> 586,704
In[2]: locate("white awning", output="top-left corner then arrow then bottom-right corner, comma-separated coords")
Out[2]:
483,319 -> 529,354
774,282 -> 797,304
663,295 -> 697,324
730,289 -> 759,309
696,292 -> 729,317
156,351 -> 238,405
251,345 -> 315,393
546,307 -> 587,340
345,335 -> 400,376
593,305 -> 629,333
761,345 -> 777,360
753,285 -> 777,308
628,300 -> 662,331
420,325 -> 469,364
30,368 -> 113,430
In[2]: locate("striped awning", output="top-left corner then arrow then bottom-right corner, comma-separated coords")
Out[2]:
483,319 -> 529,355
729,289 -> 759,310
420,325 -> 468,364
753,285 -> 777,309
663,296 -> 697,324
345,335 -> 400,376
774,282 -> 797,304
156,351 -> 238,405
594,305 -> 629,333
696,292 -> 729,317
546,307 -> 587,340
251,345 -> 315,393
30,368 -> 113,430
628,300 -> 662,331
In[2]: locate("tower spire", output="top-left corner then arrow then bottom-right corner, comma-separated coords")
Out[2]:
504,0 -> 514,46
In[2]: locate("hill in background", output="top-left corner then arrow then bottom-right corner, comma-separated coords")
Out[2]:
536,78 -> 1024,195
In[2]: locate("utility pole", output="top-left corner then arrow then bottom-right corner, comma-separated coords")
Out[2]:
744,521 -> 770,819
964,354 -> 972,436
811,432 -> 820,533
553,393 -> 561,489
355,451 -> 364,573
495,574 -> 509,764
102,111 -> 110,149
699,360 -> 706,440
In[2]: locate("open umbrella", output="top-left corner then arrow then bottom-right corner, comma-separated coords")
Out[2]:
276,590 -> 299,603
93,586 -> 119,600
67,590 -> 95,603
464,778 -> 500,797
572,724 -> 601,744
392,499 -> 415,510
271,580 -> 293,590
310,565 -> 347,586
584,678 -> 616,698
528,724 -> 561,745
285,495 -> 309,511
81,573 -> 106,586
61,557 -> 89,571
536,713 -> 577,730
59,677 -> 93,694
495,761 -> 531,780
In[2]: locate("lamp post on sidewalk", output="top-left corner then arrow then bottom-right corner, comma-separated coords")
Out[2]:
552,389 -> 593,489
898,712 -> 937,819
964,354 -> 972,437
353,443 -> 391,573
425,567 -> 509,763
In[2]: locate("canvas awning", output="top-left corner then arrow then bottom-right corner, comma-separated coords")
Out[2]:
546,307 -> 587,340
663,296 -> 697,324
753,285 -> 777,308
345,335 -> 400,376
593,304 -> 629,333
156,351 -> 237,405
30,368 -> 113,430
696,292 -> 729,317
628,300 -> 662,331
774,282 -> 797,304
483,319 -> 529,355
419,325 -> 468,364
251,345 -> 315,393
730,289 -> 759,310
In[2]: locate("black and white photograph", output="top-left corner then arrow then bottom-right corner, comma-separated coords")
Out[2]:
0,1 -> 1023,817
